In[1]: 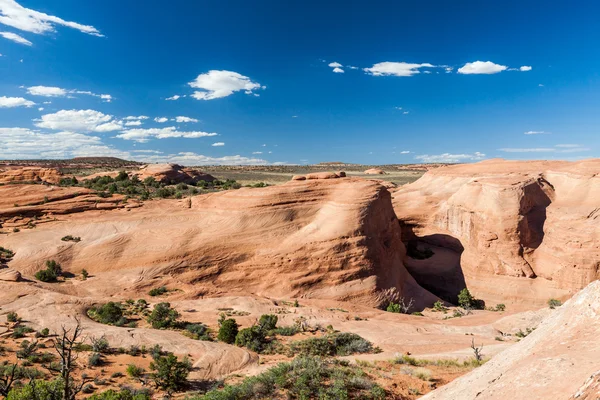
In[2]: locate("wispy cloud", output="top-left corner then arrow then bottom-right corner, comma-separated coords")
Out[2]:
116,127 -> 218,143
414,152 -> 485,163
364,62 -> 435,77
26,85 -> 112,102
0,30 -> 31,45
211,142 -> 225,147
524,130 -> 550,135
498,144 -> 590,153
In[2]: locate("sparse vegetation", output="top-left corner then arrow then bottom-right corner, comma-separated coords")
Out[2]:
147,302 -> 180,329
34,260 -> 63,282
126,364 -> 145,379
548,298 -> 562,309
6,312 -> 18,323
192,356 -> 386,400
386,297 -> 415,314
89,302 -> 124,326
148,286 -> 168,296
289,332 -> 374,357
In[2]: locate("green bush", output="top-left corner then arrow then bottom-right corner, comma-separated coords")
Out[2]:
548,298 -> 562,309
6,311 -> 18,322
235,327 -> 267,353
126,364 -> 145,378
268,326 -> 299,336
81,269 -> 89,279
258,314 -> 278,331
217,319 -> 239,344
34,260 -> 62,282
148,286 -> 168,296
61,235 -> 81,242
185,323 -> 210,340
495,303 -> 506,312
458,288 -> 474,308
12,326 -> 34,339
147,302 -> 180,329
6,379 -> 64,400
93,302 -> 124,325
386,303 -> 401,313
88,352 -> 102,366
290,332 -> 373,357
149,353 -> 191,394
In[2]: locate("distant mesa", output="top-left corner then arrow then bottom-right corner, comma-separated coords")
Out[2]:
136,163 -> 216,184
364,168 -> 386,175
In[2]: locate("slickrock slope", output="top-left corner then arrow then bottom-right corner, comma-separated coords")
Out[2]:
392,159 -> 600,304
1,178 -> 436,308
0,167 -> 62,184
422,280 -> 600,400
364,168 -> 386,175
136,163 -> 216,183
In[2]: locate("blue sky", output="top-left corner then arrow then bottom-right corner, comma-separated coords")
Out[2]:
1,0 -> 599,165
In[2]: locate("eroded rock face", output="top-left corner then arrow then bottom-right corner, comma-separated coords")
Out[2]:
422,280 -> 600,400
393,159 -> 600,304
0,268 -> 21,282
136,164 -> 215,184
0,167 -> 62,184
293,171 -> 346,180
2,178 -> 436,308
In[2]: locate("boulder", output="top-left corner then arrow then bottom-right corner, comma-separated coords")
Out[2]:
0,268 -> 21,282
364,168 -> 385,175
136,164 -> 216,184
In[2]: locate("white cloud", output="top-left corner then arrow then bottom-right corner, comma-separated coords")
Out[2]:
328,62 -> 342,68
0,0 -> 102,36
37,107 -> 43,111
555,144 -> 580,148
174,116 -> 198,123
0,127 -> 129,159
364,62 -> 435,77
524,130 -> 550,135
414,152 -> 486,163
252,151 -> 262,154
395,107 -> 402,110
403,111 -> 409,114
115,126 -> 218,142
188,70 -> 264,100
0,96 -> 35,107
124,115 -> 148,121
520,66 -> 532,72
538,84 -> 544,87
165,95 -> 180,101
346,65 -> 359,70
131,149 -> 163,154
0,30 -> 31,45
27,85 -> 67,96
211,142 -> 224,146
400,150 -> 410,154
457,61 -> 507,75
139,152 -> 267,166
291,115 -> 298,118
332,67 -> 344,73
445,67 -> 453,73
35,109 -> 122,132
26,85 -> 112,101
124,120 -> 142,126
154,117 -> 168,123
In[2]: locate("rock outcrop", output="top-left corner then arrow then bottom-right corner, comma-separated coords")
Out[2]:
422,280 -> 600,400
0,167 -> 62,184
364,168 -> 385,175
293,171 -> 346,180
0,268 -> 21,282
392,159 -> 600,304
1,178 -> 436,308
136,164 -> 215,184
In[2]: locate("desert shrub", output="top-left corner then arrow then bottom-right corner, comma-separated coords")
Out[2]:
192,356 -> 386,400
127,345 -> 140,356
88,352 -> 103,366
61,235 -> 81,242
387,302 -> 401,313
16,340 -> 38,359
393,354 -> 424,366
433,300 -> 447,312
217,319 -> 239,344
6,378 -> 64,400
290,332 -> 373,357
458,288 -> 474,308
6,312 -> 18,322
34,260 -> 62,282
126,364 -> 145,378
149,353 -> 191,394
185,323 -> 210,340
81,269 -> 89,280
12,326 -> 34,339
548,298 -> 562,309
35,327 -> 50,338
268,325 -> 299,336
91,336 -> 110,353
82,383 -> 95,394
495,303 -> 506,312
149,344 -> 164,360
148,286 -> 168,296
87,388 -> 151,400
147,302 -> 180,329
258,314 -> 278,331
110,372 -> 124,378
93,302 -> 124,325
115,171 -> 129,181
235,327 -> 267,353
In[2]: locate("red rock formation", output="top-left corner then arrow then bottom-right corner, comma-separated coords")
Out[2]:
136,164 -> 215,184
393,159 -> 600,304
0,167 -> 62,184
364,168 -> 386,175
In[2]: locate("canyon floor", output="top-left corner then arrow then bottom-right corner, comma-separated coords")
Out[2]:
0,159 -> 598,399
